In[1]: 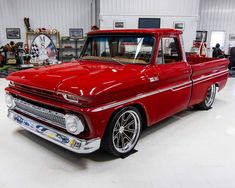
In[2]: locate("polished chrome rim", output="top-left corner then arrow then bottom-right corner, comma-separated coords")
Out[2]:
205,84 -> 216,107
112,110 -> 141,153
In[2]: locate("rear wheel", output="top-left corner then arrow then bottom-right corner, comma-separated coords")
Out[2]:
196,84 -> 217,110
102,107 -> 142,157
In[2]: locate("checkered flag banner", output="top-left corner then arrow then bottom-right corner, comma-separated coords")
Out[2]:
30,43 -> 40,58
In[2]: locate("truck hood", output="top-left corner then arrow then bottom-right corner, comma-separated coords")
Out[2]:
7,60 -> 150,106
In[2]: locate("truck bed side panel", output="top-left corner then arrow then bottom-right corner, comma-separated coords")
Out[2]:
188,58 -> 228,106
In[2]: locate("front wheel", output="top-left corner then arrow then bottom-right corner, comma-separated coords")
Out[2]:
196,84 -> 217,110
102,107 -> 142,157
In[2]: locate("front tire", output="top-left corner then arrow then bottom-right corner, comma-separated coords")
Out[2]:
102,107 -> 142,157
196,84 -> 217,110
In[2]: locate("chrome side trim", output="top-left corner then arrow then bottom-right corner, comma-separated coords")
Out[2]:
92,81 -> 192,112
92,70 -> 228,113
193,70 -> 228,85
193,70 -> 228,84
172,84 -> 191,92
8,110 -> 101,154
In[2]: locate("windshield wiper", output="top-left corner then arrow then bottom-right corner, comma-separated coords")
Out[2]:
80,56 -> 125,65
80,57 -> 93,60
110,58 -> 125,66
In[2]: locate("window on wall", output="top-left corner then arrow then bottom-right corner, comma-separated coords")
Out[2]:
210,31 -> 226,50
156,37 -> 182,64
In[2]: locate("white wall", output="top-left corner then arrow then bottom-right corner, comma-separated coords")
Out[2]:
0,0 -> 95,46
0,0 -> 200,51
99,0 -> 200,51
198,0 -> 235,54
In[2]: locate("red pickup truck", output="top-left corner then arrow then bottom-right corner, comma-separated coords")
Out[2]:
5,29 -> 228,157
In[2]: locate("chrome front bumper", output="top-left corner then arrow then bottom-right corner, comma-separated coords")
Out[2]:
8,110 -> 101,154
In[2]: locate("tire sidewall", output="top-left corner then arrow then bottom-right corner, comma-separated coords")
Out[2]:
200,84 -> 216,110
103,106 -> 142,157
205,84 -> 216,108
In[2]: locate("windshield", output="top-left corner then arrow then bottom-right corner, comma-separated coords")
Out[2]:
80,35 -> 155,65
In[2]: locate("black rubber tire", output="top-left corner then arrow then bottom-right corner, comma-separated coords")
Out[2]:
196,84 -> 217,110
101,106 -> 142,157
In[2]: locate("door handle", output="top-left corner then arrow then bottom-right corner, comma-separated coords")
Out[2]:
149,76 -> 159,83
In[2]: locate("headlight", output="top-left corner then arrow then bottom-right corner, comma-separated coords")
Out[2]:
65,114 -> 84,135
5,93 -> 16,109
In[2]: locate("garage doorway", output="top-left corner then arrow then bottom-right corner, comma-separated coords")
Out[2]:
210,31 -> 226,50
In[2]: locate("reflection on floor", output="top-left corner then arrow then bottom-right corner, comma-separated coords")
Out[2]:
1,78 -> 235,188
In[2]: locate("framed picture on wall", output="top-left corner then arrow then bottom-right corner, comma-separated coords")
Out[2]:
113,20 -> 125,29
69,28 -> 83,38
173,22 -> 185,30
229,34 -> 235,41
6,28 -> 21,39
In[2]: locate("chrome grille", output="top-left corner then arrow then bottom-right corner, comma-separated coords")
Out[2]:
14,98 -> 66,129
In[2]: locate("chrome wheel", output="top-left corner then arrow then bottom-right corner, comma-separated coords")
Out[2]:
205,84 -> 216,107
112,110 -> 141,154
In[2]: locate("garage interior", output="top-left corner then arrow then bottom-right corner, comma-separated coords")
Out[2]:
1,0 -> 235,188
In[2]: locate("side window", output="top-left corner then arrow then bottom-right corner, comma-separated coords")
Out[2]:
156,37 -> 182,64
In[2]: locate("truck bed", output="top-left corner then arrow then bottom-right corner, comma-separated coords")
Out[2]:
187,56 -> 218,65
187,56 -> 229,106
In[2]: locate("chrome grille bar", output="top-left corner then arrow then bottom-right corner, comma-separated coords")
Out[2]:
13,98 -> 66,129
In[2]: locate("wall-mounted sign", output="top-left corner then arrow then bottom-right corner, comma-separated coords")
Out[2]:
228,34 -> 235,51
113,20 -> 125,29
69,28 -> 83,38
6,28 -> 21,39
30,34 -> 57,64
229,34 -> 235,41
173,22 -> 185,31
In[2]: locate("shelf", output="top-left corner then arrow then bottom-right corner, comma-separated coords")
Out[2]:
61,48 -> 77,50
62,56 -> 77,58
60,36 -> 85,62
61,40 -> 76,43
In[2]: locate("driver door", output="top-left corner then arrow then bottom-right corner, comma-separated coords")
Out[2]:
153,35 -> 192,121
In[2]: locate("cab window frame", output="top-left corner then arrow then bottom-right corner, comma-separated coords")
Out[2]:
156,36 -> 183,65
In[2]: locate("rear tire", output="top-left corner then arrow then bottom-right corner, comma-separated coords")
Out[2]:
196,84 -> 217,110
101,107 -> 142,157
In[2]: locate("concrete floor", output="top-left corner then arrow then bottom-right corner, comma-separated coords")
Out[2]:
0,77 -> 235,188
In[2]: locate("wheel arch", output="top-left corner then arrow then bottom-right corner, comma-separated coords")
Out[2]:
202,82 -> 218,100
195,83 -> 217,110
101,103 -> 147,156
107,103 -> 149,130
215,82 -> 220,91
131,103 -> 148,129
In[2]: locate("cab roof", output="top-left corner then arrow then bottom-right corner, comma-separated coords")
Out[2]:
87,28 -> 183,36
